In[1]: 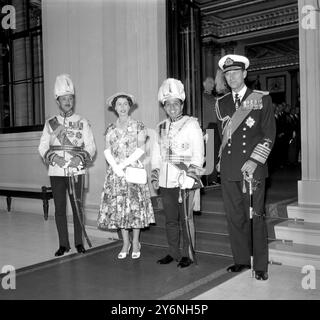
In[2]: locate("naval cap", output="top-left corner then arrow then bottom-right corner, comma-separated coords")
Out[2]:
218,54 -> 250,73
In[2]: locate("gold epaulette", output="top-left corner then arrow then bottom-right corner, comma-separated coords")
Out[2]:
253,89 -> 269,96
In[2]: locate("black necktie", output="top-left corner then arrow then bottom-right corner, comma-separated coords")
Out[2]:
234,93 -> 241,110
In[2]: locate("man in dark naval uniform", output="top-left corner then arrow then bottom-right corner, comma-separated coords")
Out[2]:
215,54 -> 276,281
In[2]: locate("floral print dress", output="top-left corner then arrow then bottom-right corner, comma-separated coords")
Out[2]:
97,117 -> 155,230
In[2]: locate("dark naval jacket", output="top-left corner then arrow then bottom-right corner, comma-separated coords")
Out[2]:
215,88 -> 276,181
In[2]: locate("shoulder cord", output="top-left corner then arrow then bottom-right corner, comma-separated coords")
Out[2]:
215,101 -> 231,137
216,101 -> 233,159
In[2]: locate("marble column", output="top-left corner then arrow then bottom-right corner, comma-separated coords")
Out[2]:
297,0 -> 320,205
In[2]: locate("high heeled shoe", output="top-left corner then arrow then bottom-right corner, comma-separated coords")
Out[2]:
117,243 -> 131,259
131,243 -> 141,259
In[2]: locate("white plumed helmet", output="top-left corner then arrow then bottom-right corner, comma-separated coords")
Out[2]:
158,78 -> 185,104
54,74 -> 74,99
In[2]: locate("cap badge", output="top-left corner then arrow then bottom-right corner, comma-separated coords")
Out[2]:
225,58 -> 234,66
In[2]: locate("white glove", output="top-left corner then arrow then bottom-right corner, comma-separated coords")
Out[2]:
53,155 -> 67,168
181,176 -> 195,189
104,149 -> 125,177
118,148 -> 144,170
178,171 -> 195,190
204,133 -> 209,144
113,165 -> 125,177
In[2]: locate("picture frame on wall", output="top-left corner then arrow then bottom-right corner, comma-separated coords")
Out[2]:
266,76 -> 286,93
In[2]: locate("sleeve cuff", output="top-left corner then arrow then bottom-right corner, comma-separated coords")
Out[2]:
250,141 -> 272,165
151,169 -> 160,183
44,150 -> 57,165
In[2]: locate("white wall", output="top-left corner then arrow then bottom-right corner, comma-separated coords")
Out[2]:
0,131 -> 53,213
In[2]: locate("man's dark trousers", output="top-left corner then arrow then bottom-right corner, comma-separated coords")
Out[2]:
50,175 -> 84,249
160,187 -> 195,260
221,178 -> 268,271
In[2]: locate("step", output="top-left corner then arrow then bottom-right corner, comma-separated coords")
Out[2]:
151,193 -> 226,214
195,212 -> 229,234
287,202 -> 320,223
153,210 -> 229,234
269,241 -> 320,270
195,231 -> 232,256
140,225 -> 232,256
200,201 -> 225,214
274,220 -> 320,246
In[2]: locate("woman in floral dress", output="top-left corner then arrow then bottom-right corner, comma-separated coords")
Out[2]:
98,92 -> 155,259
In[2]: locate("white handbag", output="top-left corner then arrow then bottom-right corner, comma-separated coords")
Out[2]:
125,161 -> 147,185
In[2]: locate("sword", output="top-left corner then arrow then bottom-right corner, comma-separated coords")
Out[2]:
243,172 -> 255,278
169,161 -> 198,264
69,172 -> 92,248
182,189 -> 197,264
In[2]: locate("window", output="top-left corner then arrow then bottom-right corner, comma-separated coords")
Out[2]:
0,0 -> 44,133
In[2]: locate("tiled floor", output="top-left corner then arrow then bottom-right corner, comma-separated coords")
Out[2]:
0,210 -> 114,271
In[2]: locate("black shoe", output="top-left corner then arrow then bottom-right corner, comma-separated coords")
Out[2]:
157,255 -> 174,264
54,246 -> 70,257
76,244 -> 86,254
177,257 -> 193,268
227,264 -> 250,273
255,271 -> 268,281
193,210 -> 201,216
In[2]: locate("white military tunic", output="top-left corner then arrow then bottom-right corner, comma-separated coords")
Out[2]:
39,113 -> 96,176
152,116 -> 204,188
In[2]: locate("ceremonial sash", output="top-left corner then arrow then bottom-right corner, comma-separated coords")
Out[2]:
49,117 -> 75,147
220,109 -> 251,153
45,117 -> 91,169
220,91 -> 264,154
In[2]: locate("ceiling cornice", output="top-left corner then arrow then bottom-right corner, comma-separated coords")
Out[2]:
199,0 -> 268,16
201,3 -> 298,39
248,54 -> 299,71
202,23 -> 298,44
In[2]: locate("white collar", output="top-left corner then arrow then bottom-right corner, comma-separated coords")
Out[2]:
232,85 -> 247,102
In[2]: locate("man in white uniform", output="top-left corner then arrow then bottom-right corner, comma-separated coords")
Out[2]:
39,74 -> 96,256
151,78 -> 204,268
